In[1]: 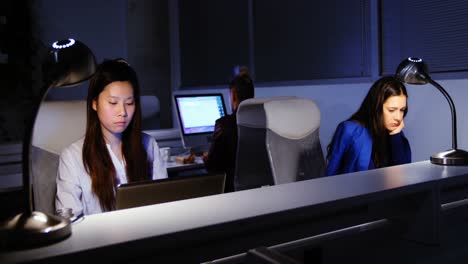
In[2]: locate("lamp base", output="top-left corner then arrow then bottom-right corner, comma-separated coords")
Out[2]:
430,149 -> 468,165
2,211 -> 71,249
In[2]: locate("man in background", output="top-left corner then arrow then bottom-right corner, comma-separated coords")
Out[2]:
203,68 -> 254,192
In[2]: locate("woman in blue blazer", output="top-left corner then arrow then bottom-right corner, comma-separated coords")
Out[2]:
326,76 -> 411,176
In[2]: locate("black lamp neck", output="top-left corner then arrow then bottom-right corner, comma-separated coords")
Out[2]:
427,78 -> 458,150
22,85 -> 52,214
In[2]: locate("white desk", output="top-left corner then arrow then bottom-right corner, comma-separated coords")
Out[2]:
3,161 -> 468,263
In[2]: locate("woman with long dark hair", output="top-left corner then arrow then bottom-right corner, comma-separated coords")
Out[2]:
326,76 -> 411,176
56,59 -> 167,215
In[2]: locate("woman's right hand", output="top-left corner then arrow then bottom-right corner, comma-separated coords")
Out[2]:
389,119 -> 405,135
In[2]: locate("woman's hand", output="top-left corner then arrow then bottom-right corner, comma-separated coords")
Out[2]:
389,119 -> 405,135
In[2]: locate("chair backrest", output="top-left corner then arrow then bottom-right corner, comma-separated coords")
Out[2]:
32,100 -> 87,214
264,98 -> 325,184
234,96 -> 295,191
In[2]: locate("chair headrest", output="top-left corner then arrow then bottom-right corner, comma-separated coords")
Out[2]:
264,98 -> 320,140
237,96 -> 296,128
32,100 -> 87,154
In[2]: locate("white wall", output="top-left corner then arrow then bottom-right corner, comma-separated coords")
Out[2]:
174,78 -> 468,163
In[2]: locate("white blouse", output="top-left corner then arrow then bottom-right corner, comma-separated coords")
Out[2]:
55,133 -> 168,216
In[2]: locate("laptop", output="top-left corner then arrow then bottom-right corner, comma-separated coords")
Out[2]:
115,172 -> 226,210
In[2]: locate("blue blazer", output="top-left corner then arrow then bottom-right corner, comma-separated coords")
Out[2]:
326,121 -> 411,176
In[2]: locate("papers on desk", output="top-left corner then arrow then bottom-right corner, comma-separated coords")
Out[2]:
164,155 -> 204,171
175,153 -> 196,164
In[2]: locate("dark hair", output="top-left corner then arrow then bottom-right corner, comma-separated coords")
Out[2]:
230,74 -> 255,103
83,59 -> 149,211
233,65 -> 250,78
327,76 -> 408,168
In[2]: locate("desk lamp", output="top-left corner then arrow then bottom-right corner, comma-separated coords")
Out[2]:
395,57 -> 468,165
3,38 -> 96,248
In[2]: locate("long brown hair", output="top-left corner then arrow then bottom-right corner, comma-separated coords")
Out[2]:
83,59 -> 149,211
327,76 -> 408,168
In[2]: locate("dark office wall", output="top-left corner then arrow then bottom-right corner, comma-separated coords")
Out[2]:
127,0 -> 172,128
178,0 -> 250,87
0,0 -> 36,143
253,0 -> 371,82
176,0 -> 371,87
33,0 -> 128,101
381,0 -> 468,75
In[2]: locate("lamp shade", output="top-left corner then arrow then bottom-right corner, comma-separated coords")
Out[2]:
3,38 -> 96,249
395,57 -> 429,85
46,38 -> 96,87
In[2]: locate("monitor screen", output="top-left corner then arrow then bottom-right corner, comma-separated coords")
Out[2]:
174,94 -> 227,150
174,94 -> 227,135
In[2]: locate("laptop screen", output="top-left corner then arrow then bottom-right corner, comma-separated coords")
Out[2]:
115,173 -> 226,210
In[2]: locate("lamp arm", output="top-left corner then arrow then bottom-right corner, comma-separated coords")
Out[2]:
21,85 -> 53,214
427,78 -> 457,150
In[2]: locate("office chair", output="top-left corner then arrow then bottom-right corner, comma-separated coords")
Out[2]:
234,97 -> 295,191
31,96 -> 161,214
264,98 -> 325,184
32,100 -> 87,214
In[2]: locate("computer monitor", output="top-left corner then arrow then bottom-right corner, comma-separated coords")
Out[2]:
174,93 -> 227,152
115,172 -> 226,210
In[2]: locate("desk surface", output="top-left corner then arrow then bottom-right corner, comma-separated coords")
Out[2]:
3,161 -> 468,263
